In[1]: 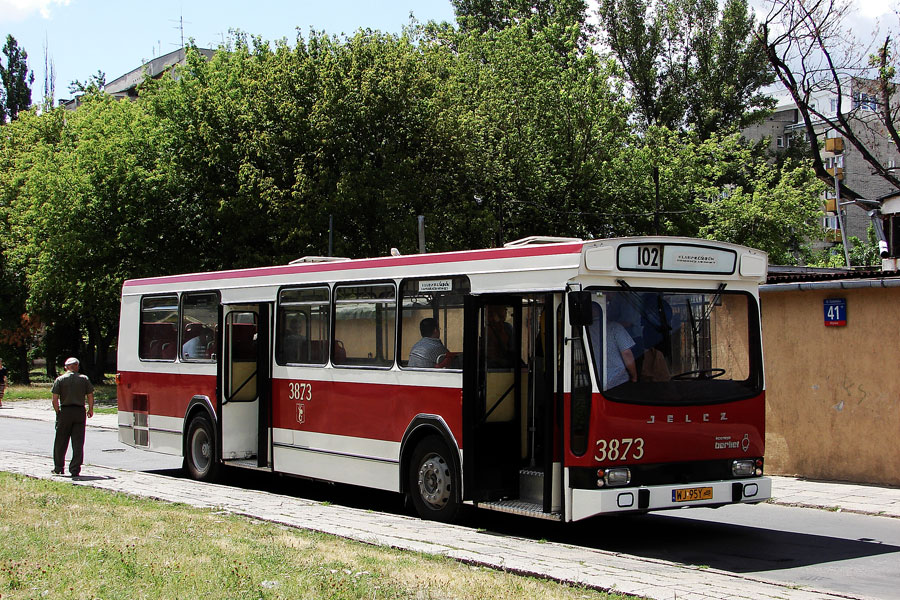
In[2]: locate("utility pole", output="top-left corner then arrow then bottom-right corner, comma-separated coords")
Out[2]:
827,136 -> 851,267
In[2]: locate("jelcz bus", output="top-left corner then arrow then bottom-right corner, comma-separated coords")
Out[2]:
116,236 -> 770,522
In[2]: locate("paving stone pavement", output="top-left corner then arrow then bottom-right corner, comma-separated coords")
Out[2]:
2,401 -> 898,599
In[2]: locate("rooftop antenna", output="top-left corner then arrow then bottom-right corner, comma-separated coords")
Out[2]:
169,13 -> 190,49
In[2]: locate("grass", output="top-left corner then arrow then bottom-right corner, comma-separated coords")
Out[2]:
2,383 -> 117,405
0,473 -> 641,600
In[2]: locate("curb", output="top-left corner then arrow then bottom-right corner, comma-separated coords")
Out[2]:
0,449 -> 869,600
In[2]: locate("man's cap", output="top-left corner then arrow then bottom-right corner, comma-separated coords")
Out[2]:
64,357 -> 79,366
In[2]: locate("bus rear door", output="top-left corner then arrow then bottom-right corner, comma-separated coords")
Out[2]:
220,303 -> 272,469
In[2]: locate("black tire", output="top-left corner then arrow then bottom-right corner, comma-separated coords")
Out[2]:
185,414 -> 220,482
408,435 -> 460,522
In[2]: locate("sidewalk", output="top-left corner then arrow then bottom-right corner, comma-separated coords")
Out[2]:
4,399 -> 898,519
0,398 -> 118,430
1,401 -> 898,600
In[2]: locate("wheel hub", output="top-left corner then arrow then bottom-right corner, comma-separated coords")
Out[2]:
192,430 -> 210,470
417,453 -> 450,509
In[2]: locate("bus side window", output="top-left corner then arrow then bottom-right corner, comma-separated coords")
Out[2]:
181,291 -> 219,362
399,277 -> 469,369
334,283 -> 395,368
139,295 -> 178,361
276,286 -> 329,366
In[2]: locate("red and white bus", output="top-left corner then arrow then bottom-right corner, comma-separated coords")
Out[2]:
116,236 -> 770,522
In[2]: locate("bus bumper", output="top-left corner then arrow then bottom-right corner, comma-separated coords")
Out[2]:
569,476 -> 771,521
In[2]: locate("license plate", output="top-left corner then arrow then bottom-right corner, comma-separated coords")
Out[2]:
673,487 -> 713,502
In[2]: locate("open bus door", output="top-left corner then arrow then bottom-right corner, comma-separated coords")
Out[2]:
463,293 -> 560,517
219,303 -> 272,469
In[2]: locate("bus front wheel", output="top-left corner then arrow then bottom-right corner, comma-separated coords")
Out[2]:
185,415 -> 220,482
408,435 -> 460,522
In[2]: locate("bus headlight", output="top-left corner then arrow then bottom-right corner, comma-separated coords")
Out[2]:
597,467 -> 631,487
732,459 -> 756,477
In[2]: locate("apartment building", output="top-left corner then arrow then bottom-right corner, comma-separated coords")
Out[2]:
743,79 -> 900,254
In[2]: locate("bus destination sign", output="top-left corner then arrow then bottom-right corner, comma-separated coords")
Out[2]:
618,244 -> 737,274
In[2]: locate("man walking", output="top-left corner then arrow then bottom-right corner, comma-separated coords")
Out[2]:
51,357 -> 94,477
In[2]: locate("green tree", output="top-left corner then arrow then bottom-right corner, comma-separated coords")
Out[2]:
597,0 -> 773,137
451,0 -> 590,32
69,70 -> 106,94
420,17 -> 632,245
0,35 -> 34,122
697,153 -> 825,264
2,94 -> 184,381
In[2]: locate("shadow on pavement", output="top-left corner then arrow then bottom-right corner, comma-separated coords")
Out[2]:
72,474 -> 115,482
144,465 -> 899,574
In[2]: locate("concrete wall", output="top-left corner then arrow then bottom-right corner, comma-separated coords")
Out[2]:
761,285 -> 900,485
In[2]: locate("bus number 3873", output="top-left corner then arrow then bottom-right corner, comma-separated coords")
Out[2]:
288,382 -> 312,402
594,438 -> 644,462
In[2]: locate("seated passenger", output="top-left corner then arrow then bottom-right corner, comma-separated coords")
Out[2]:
409,318 -> 454,368
282,318 -> 306,363
486,305 -> 515,368
183,326 -> 213,359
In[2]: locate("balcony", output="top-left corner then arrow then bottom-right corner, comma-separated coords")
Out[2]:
825,138 -> 844,153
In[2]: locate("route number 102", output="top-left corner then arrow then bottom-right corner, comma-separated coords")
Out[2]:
636,245 -> 661,268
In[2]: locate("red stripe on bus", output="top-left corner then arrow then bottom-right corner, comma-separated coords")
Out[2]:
117,371 -> 463,444
122,243 -> 583,287
271,378 -> 462,443
118,371 -> 216,418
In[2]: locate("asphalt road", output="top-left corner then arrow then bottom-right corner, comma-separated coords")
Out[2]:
2,417 -> 899,599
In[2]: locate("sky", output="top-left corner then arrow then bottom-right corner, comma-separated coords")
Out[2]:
0,0 -> 457,102
0,0 -> 896,104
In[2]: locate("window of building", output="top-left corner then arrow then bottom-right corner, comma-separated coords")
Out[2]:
181,292 -> 219,362
333,283 -> 396,367
852,91 -> 878,111
825,155 -> 844,170
776,136 -> 784,148
139,295 -> 178,361
399,276 -> 470,369
830,98 -> 837,113
276,286 -> 330,365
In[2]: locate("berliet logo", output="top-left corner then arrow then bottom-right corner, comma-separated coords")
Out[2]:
715,433 -> 751,452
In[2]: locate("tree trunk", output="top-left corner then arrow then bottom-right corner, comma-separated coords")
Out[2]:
85,319 -> 101,384
14,344 -> 29,385
95,333 -> 115,384
45,352 -> 57,381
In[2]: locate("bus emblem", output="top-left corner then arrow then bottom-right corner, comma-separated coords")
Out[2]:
297,403 -> 305,424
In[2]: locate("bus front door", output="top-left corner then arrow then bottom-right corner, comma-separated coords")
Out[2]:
220,304 -> 272,468
463,293 -> 560,515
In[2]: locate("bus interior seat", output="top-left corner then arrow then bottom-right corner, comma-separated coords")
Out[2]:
333,340 -> 347,364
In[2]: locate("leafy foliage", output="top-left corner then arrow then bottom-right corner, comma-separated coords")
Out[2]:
0,9 -> 825,373
0,35 -> 34,122
597,0 -> 774,137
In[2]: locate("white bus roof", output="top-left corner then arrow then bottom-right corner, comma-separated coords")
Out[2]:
122,237 -> 767,301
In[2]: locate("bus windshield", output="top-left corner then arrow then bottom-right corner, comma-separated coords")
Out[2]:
587,288 -> 762,405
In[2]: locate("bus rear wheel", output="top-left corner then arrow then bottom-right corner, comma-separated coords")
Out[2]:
185,414 -> 220,482
408,435 -> 460,522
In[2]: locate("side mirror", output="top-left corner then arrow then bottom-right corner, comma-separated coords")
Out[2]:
568,291 -> 593,328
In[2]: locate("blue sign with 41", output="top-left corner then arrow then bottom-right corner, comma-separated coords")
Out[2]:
824,298 -> 847,327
